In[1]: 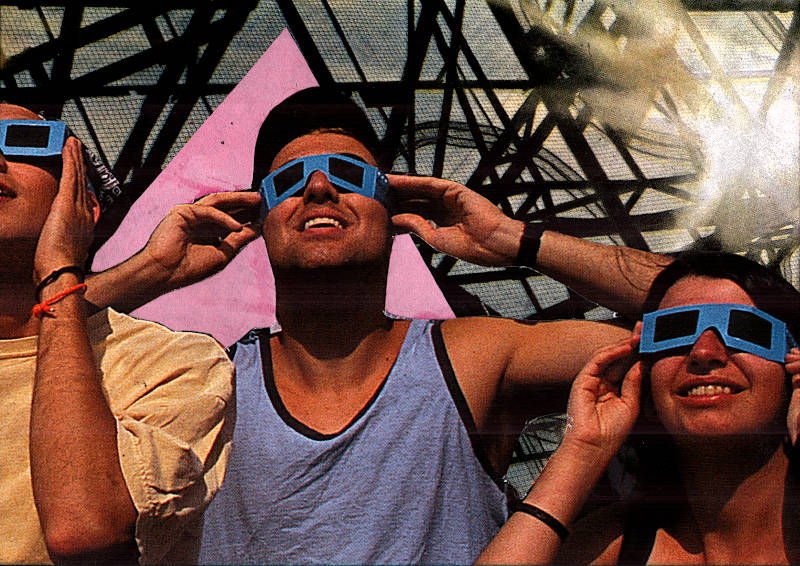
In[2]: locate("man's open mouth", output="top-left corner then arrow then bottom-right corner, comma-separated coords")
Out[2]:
303,217 -> 343,230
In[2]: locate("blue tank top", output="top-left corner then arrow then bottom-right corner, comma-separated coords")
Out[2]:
198,319 -> 507,564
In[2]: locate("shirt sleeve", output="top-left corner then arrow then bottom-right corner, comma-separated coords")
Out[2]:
89,310 -> 235,564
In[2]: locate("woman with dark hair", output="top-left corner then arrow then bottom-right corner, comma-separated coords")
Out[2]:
478,251 -> 800,564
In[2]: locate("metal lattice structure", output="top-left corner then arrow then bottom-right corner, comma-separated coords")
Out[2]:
1,0 -> 798,319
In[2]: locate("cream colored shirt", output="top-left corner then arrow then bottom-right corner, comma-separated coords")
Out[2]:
0,308 -> 234,564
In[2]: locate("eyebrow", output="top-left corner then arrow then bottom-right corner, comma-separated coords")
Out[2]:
336,153 -> 369,164
274,152 -> 371,171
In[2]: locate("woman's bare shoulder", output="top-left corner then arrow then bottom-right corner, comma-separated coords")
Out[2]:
555,501 -> 628,565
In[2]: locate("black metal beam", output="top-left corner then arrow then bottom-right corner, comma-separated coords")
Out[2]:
1,6 -> 166,76
681,0 -> 797,10
123,2 -> 257,197
379,0 -> 441,167
110,4 -> 216,187
275,0 -> 335,86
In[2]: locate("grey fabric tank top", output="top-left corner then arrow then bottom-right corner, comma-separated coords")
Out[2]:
198,319 -> 507,564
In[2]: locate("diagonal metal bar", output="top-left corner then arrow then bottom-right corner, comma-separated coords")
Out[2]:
111,3 -> 217,186
276,0 -> 335,86
431,0 -> 467,178
1,5 -> 170,76
124,2 -> 257,197
759,10 -> 800,118
379,0 -> 441,166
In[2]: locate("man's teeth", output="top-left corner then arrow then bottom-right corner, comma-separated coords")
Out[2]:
686,385 -> 733,397
304,217 -> 342,230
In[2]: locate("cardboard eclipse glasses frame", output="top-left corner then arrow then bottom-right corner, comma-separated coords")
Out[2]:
0,119 -> 67,158
259,153 -> 389,213
640,302 -> 796,362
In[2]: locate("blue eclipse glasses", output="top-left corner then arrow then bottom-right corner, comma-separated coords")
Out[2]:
0,118 -> 99,196
640,303 -> 797,362
259,153 -> 389,213
0,119 -> 67,158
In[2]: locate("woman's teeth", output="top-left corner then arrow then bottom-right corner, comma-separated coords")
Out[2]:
686,384 -> 733,397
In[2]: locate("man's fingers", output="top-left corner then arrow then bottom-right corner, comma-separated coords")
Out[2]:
620,361 -> 643,405
59,138 -> 80,202
178,202 -> 249,233
387,174 -> 453,199
788,388 -> 800,444
193,190 -> 263,210
220,224 -> 261,253
786,348 -> 800,379
586,337 -> 637,378
391,213 -> 439,242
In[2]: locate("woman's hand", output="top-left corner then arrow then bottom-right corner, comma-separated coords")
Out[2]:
388,174 -> 524,266
786,347 -> 800,445
561,324 -> 643,463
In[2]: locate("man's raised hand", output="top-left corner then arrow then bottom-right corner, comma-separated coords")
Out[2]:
137,191 -> 262,291
34,137 -> 99,283
388,174 -> 524,267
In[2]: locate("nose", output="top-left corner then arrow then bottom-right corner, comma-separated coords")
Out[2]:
687,328 -> 728,373
0,151 -> 7,173
302,169 -> 340,204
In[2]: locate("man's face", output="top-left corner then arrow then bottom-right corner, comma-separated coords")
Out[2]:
261,131 -> 391,271
0,104 -> 60,244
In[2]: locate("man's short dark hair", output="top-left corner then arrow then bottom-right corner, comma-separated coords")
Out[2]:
250,87 -> 382,189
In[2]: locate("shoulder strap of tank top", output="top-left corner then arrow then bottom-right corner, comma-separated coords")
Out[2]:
617,502 -> 661,564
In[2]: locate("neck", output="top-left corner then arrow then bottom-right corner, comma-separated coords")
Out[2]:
273,261 -> 391,359
676,435 -> 789,553
0,259 -> 40,338
270,263 -> 411,407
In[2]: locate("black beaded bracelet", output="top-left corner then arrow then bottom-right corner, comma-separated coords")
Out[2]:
513,223 -> 547,268
35,265 -> 85,301
510,500 -> 570,540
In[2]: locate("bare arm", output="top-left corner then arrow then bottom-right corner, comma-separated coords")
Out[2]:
30,138 -> 137,562
535,230 -> 672,319
389,174 -> 672,318
477,331 -> 643,564
85,191 -> 262,313
443,317 -> 632,432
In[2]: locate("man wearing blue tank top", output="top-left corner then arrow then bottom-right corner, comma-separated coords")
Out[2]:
95,87 -> 673,563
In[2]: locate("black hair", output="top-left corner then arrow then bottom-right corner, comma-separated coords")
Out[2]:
642,250 -> 800,340
250,87 -> 382,190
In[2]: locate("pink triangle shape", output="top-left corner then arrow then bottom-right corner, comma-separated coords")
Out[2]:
93,30 -> 454,346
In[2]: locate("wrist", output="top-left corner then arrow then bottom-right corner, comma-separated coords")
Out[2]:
555,434 -> 619,481
513,222 -> 547,268
496,219 -> 525,265
522,440 -> 610,528
34,274 -> 88,319
35,266 -> 86,301
33,261 -> 83,288
130,247 -> 180,291
38,272 -> 84,297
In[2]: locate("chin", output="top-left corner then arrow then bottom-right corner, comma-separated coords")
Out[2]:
274,253 -> 389,276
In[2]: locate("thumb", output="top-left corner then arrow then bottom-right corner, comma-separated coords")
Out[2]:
620,361 -> 644,411
788,388 -> 800,445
